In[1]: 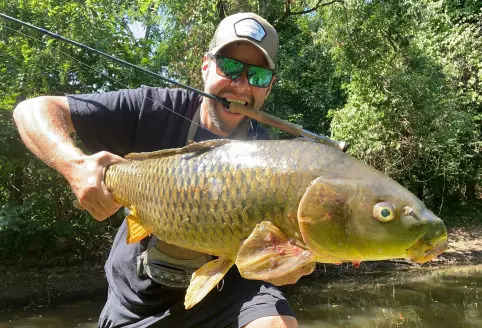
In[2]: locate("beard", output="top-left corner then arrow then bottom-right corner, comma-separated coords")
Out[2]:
207,101 -> 250,136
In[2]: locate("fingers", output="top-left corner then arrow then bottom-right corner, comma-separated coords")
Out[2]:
93,196 -> 121,221
82,202 -> 108,222
71,151 -> 125,221
76,178 -> 121,221
76,192 -> 121,221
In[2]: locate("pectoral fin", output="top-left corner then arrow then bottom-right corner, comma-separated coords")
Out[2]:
126,206 -> 153,244
236,221 -> 315,280
184,258 -> 234,309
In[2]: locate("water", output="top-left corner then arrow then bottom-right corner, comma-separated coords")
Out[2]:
0,301 -> 101,328
1,265 -> 481,327
291,265 -> 482,328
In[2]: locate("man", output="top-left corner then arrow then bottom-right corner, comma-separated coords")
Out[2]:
14,13 -> 312,328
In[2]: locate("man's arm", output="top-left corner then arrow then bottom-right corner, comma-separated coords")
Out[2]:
13,96 -> 125,221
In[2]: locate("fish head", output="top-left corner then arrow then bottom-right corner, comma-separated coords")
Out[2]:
297,174 -> 448,265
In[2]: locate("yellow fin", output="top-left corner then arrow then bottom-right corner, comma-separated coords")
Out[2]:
126,207 -> 153,244
264,262 -> 316,286
125,140 -> 231,160
236,221 -> 315,280
184,258 -> 233,309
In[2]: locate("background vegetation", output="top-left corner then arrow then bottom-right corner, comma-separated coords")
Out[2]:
0,0 -> 480,266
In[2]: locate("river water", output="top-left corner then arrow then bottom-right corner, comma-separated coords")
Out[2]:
1,265 -> 481,328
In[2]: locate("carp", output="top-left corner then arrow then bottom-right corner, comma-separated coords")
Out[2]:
103,139 -> 448,309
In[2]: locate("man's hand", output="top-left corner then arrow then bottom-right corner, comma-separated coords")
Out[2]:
68,151 -> 126,221
265,262 -> 316,286
13,97 -> 125,222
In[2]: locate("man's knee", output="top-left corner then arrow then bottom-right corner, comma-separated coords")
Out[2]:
243,315 -> 298,328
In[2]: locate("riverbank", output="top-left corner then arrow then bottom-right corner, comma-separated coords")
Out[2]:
1,225 -> 482,310
0,265 -> 107,310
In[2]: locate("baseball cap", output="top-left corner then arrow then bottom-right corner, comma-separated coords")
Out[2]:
209,13 -> 279,69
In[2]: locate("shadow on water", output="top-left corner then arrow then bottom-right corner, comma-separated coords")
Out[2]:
1,265 -> 482,327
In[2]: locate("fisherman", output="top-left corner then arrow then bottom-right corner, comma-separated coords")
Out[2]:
13,12 -> 312,328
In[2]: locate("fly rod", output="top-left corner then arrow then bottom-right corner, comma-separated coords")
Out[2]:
0,12 -> 348,151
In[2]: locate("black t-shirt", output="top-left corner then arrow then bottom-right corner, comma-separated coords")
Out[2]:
67,86 -> 269,311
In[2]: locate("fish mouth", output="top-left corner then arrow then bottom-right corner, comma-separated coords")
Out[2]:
407,235 -> 449,264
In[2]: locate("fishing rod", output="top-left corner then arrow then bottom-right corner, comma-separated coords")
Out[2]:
0,13 -> 348,151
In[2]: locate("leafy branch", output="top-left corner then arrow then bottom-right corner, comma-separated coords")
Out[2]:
275,0 -> 343,28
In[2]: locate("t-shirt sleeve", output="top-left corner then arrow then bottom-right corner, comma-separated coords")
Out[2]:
68,88 -> 145,156
67,87 -> 196,156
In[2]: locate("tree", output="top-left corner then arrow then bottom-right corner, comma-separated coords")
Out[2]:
320,0 -> 479,207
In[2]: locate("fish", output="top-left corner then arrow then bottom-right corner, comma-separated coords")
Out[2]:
103,139 -> 448,309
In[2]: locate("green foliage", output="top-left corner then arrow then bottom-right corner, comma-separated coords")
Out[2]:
0,178 -> 118,265
0,0 -> 480,265
440,200 -> 482,228
321,0 -> 480,206
418,0 -> 482,191
265,15 -> 346,137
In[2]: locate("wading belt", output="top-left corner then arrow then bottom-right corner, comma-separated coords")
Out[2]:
136,237 -> 212,289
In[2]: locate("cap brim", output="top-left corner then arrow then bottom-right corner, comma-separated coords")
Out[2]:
210,39 -> 275,70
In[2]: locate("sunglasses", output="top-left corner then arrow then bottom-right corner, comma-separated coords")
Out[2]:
208,54 -> 274,88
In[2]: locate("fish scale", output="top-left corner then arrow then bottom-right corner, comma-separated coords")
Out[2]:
105,141 -> 313,257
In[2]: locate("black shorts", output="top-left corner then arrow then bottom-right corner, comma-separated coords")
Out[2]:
98,268 -> 295,328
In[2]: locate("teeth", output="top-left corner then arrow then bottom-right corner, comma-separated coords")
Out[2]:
227,99 -> 246,106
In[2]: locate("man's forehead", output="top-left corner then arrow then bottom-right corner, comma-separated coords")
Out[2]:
219,42 -> 269,66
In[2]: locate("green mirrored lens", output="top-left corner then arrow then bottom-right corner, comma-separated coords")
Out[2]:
217,57 -> 243,79
248,66 -> 273,87
213,55 -> 273,87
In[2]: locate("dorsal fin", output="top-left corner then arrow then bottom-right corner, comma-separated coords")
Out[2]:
125,139 -> 232,160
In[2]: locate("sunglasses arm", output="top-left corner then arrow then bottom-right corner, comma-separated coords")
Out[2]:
228,103 -> 348,152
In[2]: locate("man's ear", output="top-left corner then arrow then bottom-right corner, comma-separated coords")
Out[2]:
201,55 -> 210,82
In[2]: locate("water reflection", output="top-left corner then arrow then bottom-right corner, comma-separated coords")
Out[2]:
0,300 -> 101,328
1,265 -> 482,327
289,265 -> 482,328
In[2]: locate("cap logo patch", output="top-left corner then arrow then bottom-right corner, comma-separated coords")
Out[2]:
234,18 -> 266,42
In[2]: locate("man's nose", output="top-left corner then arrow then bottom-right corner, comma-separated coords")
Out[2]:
230,70 -> 250,91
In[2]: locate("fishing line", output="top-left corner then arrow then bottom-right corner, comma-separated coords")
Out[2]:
1,23 -> 131,89
0,13 -> 228,104
0,12 -> 349,150
0,20 -> 205,130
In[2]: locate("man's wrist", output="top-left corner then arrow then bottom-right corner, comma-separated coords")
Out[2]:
54,150 -> 87,181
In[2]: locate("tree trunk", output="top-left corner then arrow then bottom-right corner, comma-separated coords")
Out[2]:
217,0 -> 226,20
416,184 -> 424,200
465,181 -> 476,201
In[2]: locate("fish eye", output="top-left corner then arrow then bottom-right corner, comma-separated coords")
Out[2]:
373,202 -> 396,222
